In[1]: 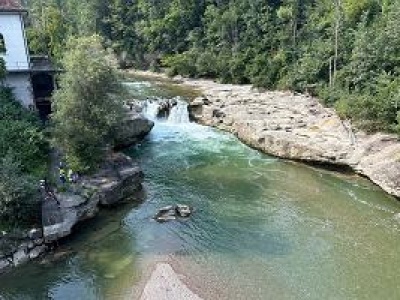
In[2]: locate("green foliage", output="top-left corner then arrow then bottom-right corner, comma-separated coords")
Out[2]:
26,0 -> 400,134
397,112 -> 400,134
335,73 -> 400,132
162,52 -> 197,77
0,58 -> 5,81
0,153 -> 41,227
0,87 -> 48,176
52,35 -> 124,173
0,68 -> 48,226
26,0 -> 104,61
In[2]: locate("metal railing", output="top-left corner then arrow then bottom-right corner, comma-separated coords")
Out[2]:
5,61 -> 30,71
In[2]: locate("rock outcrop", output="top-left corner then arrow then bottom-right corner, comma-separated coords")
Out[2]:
187,82 -> 400,198
114,105 -> 155,148
0,229 -> 46,273
43,153 -> 144,242
0,106 -> 153,273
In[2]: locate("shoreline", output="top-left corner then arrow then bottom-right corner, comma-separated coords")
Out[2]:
139,262 -> 203,300
0,107 -> 154,274
127,69 -> 400,199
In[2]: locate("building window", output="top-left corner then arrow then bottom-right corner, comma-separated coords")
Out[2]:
0,34 -> 5,53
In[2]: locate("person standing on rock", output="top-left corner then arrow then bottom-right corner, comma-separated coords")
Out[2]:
59,167 -> 66,185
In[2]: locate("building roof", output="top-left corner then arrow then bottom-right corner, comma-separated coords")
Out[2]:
0,0 -> 26,12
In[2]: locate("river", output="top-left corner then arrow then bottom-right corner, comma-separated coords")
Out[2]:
1,78 -> 400,300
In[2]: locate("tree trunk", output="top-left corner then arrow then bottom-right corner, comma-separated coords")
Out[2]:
333,0 -> 342,86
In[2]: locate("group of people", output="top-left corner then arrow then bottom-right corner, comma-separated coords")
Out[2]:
59,162 -> 79,184
38,161 -> 79,208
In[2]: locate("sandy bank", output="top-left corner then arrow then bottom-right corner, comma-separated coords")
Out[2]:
140,263 -> 203,300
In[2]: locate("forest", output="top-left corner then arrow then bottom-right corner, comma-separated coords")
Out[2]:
23,0 -> 400,133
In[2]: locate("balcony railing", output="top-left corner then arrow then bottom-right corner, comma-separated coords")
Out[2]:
6,61 -> 30,71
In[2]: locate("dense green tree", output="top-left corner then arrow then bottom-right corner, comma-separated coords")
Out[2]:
0,154 -> 41,227
52,35 -> 124,172
25,0 -> 400,133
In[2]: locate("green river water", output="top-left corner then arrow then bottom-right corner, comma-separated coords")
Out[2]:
1,78 -> 400,300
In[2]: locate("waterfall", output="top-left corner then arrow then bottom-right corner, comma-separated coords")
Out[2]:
142,98 -> 190,124
168,99 -> 190,124
142,100 -> 161,120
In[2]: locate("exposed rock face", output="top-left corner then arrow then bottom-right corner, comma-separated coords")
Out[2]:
1,104 -> 154,273
187,82 -> 400,198
43,153 -> 144,242
0,229 -> 46,273
114,106 -> 155,149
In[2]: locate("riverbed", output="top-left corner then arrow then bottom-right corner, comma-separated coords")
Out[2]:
1,78 -> 399,300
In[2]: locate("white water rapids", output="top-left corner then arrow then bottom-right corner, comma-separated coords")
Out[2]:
142,97 -> 190,124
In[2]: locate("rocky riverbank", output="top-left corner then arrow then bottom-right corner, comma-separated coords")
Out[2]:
130,70 -> 400,199
0,107 -> 154,274
188,83 -> 400,199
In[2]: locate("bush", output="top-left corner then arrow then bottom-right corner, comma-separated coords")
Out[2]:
0,88 -> 38,123
162,52 -> 197,77
195,51 -> 218,78
335,92 -> 398,132
0,119 -> 48,174
0,87 -> 48,176
0,154 -> 41,227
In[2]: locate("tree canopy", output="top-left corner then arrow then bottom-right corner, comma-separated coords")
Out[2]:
52,35 -> 124,172
25,0 -> 400,133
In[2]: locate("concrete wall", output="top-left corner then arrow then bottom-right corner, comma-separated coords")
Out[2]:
5,73 -> 34,107
0,13 -> 30,71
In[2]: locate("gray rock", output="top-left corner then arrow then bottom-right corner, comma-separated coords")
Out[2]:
114,107 -> 154,149
154,205 -> 193,222
28,228 -> 43,240
187,81 -> 400,198
13,249 -> 29,266
28,245 -> 46,260
175,204 -> 192,218
0,258 -> 11,272
43,153 -> 145,242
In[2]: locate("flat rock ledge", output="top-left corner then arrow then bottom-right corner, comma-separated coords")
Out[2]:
42,152 -> 144,243
186,81 -> 400,198
0,153 -> 145,274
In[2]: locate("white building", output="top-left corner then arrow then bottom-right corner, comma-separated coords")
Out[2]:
0,0 -> 56,120
0,0 -> 33,107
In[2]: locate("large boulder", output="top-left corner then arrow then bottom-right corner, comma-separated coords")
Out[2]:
154,204 -> 193,223
114,107 -> 154,149
82,153 -> 144,206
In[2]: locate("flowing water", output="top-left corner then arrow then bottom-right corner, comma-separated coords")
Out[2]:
1,79 -> 400,300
